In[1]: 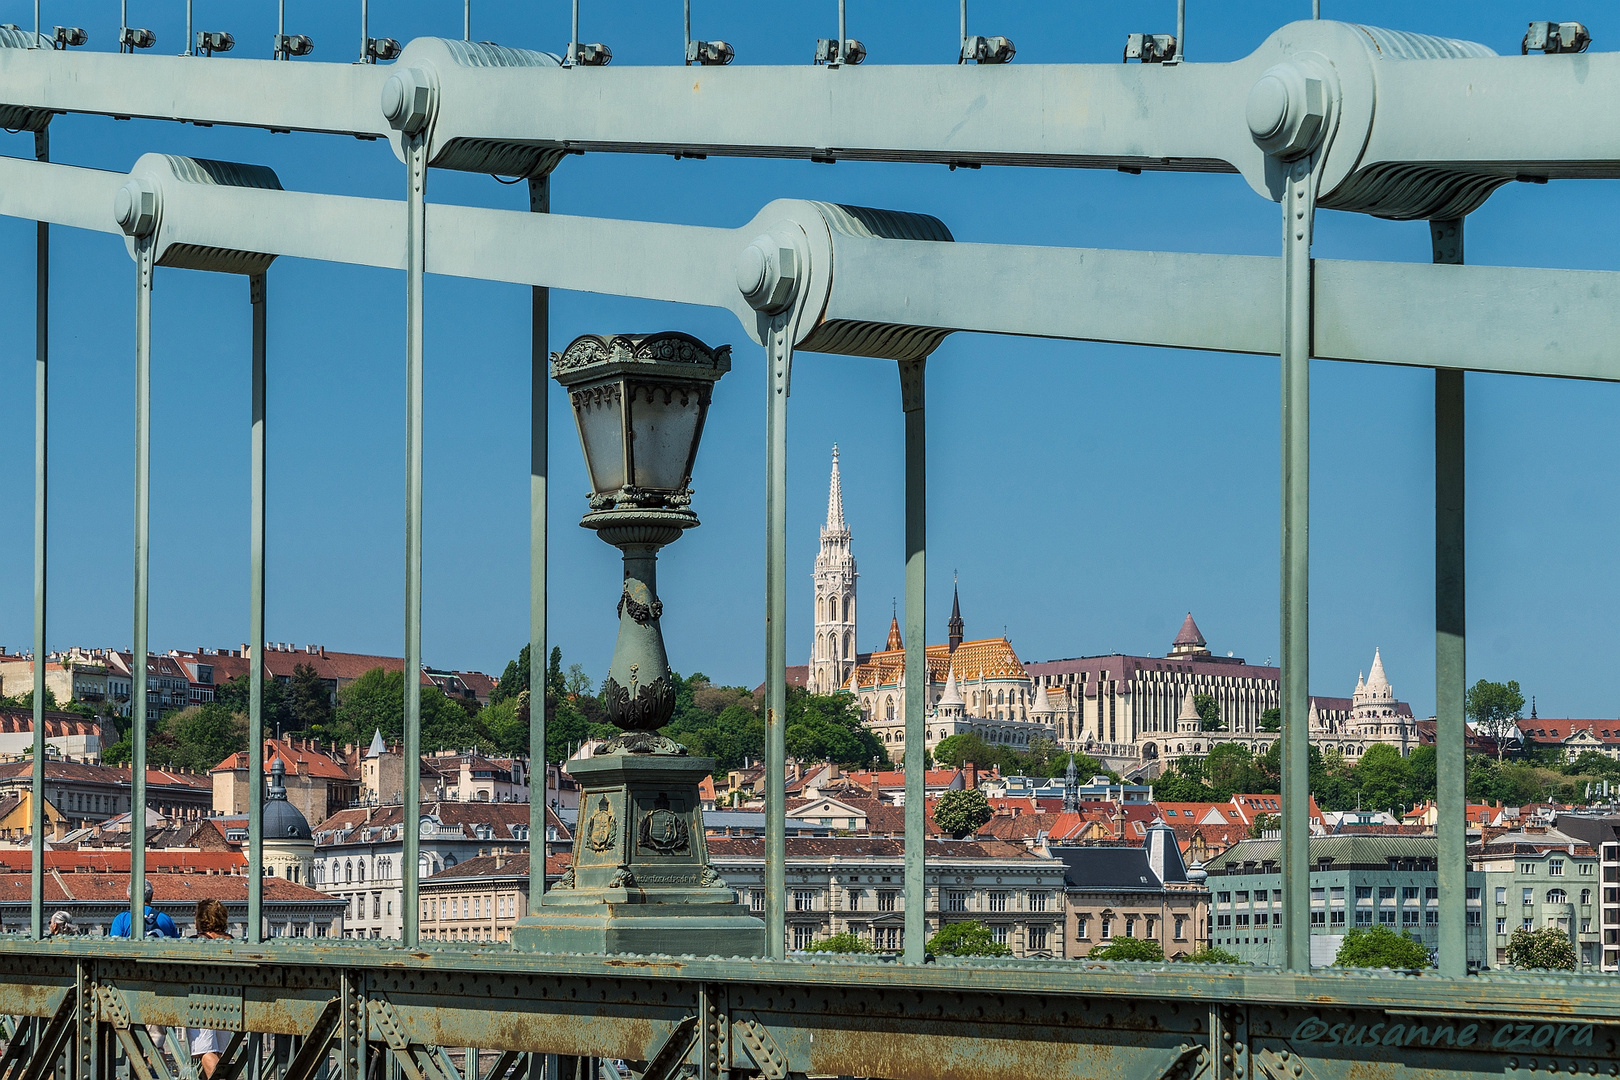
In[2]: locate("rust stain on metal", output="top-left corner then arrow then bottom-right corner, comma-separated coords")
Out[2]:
805,1026 -> 1152,1080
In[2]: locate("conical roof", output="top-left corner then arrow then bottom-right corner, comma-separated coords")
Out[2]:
1366,648 -> 1390,691
1031,683 -> 1054,715
937,665 -> 964,707
886,613 -> 903,651
367,729 -> 387,758
1173,613 -> 1206,648
1178,690 -> 1200,722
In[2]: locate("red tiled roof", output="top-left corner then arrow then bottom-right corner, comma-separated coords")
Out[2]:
421,852 -> 571,882
707,836 -> 1040,859
211,739 -> 354,780
0,708 -> 107,738
1518,719 -> 1620,744
0,760 -> 209,790
173,648 -> 434,687
0,852 -> 244,873
0,872 -> 329,903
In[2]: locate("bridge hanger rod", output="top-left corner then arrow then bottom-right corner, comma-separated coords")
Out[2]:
1,153 -> 1617,384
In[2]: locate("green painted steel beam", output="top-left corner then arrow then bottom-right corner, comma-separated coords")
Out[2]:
899,359 -> 926,964
248,271 -> 267,943
402,132 -> 427,948
29,123 -> 47,943
527,174 -> 549,914
130,234 -> 153,943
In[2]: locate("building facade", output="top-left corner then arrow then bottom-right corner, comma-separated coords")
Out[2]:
1027,618 -> 1419,773
1058,823 -> 1210,959
1470,825 -> 1601,971
0,759 -> 211,831
707,836 -> 1067,956
1207,835 -> 1485,968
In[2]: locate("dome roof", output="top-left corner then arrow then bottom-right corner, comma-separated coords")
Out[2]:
263,758 -> 313,842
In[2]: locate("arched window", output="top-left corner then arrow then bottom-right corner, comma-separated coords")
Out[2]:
345,861 -> 353,884
1582,889 -> 1593,904
997,690 -> 1005,705
1547,889 -> 1568,904
357,860 -> 366,883
885,697 -> 895,720
842,596 -> 851,622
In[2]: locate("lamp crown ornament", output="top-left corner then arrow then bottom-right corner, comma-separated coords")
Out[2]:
551,330 -> 732,749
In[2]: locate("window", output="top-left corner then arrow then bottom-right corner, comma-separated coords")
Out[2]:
1028,925 -> 1048,952
1330,909 -> 1345,926
1425,909 -> 1438,925
1523,888 -> 1535,905
847,889 -> 862,911
1467,887 -> 1481,901
1466,911 -> 1481,926
1215,915 -> 1232,928
1550,859 -> 1565,877
1582,889 -> 1593,905
793,890 -> 817,912
1497,917 -> 1508,935
749,890 -> 765,913
1330,887 -> 1345,902
1077,916 -> 1090,939
1028,892 -> 1048,912
1310,888 -> 1325,902
1236,914 -> 1249,927
1402,910 -> 1419,926
1522,863 -> 1537,876
1355,909 -> 1372,926
1216,892 -> 1231,905
792,925 -> 815,951
987,892 -> 1010,913
1548,889 -> 1568,905
1354,887 -> 1372,902
1310,910 -> 1325,926
946,891 -> 968,913
1235,892 -> 1249,903
1174,916 -> 1186,940
1379,910 -> 1396,925
1580,863 -> 1595,876
1255,913 -> 1268,926
1402,887 -> 1419,902
877,891 -> 898,912
1100,918 -> 1113,939
1496,887 -> 1507,904
992,924 -> 1010,945
1523,918 -> 1535,930
1124,918 -> 1137,938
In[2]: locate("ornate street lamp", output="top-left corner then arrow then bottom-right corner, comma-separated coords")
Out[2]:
513,331 -> 765,956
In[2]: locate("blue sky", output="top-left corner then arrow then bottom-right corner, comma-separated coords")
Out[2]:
1,0 -> 1617,722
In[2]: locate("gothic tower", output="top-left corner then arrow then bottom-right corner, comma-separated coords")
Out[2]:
810,446 -> 858,694
947,577 -> 964,653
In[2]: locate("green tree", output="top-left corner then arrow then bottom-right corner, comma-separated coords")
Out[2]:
667,702 -> 765,773
0,687 -> 58,712
1179,946 -> 1243,964
490,643 -> 531,707
1332,925 -> 1431,969
1205,743 -> 1264,799
1467,756 -> 1547,806
803,931 -> 875,954
1351,743 -> 1411,812
153,702 -> 248,772
784,688 -> 888,767
1257,707 -> 1281,733
934,789 -> 994,838
546,646 -> 565,699
286,663 -> 334,735
1086,936 -> 1165,962
1506,925 -> 1576,970
214,673 -> 291,736
1248,812 -> 1279,838
1152,756 -> 1216,802
327,668 -> 488,753
480,697 -> 527,756
1194,693 -> 1224,731
927,921 -> 1012,958
1467,679 -> 1525,762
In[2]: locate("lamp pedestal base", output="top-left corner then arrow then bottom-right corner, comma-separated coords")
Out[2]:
511,750 -> 765,957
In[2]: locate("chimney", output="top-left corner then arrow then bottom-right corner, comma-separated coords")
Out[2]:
494,853 -> 504,870
964,762 -> 977,790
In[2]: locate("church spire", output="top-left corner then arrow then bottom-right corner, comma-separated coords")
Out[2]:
826,444 -> 846,532
948,573 -> 964,653
886,607 -> 903,652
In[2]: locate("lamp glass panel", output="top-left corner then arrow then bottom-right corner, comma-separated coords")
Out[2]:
575,385 -> 626,495
627,382 -> 705,492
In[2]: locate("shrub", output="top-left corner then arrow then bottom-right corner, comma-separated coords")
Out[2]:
1332,925 -> 1431,970
803,932 -> 875,954
1178,947 -> 1242,964
927,920 -> 1012,958
1085,936 -> 1165,962
1507,926 -> 1576,971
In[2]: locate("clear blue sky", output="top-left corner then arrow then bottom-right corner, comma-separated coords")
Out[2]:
1,0 -> 1617,722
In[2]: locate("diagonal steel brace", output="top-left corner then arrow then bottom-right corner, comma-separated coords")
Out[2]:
15,988 -> 77,1080
281,998 -> 345,1080
366,1000 -> 449,1080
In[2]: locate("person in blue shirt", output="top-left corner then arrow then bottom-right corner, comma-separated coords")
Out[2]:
110,879 -> 179,939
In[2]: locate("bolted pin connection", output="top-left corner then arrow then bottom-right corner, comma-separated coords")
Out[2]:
114,179 -> 159,238
1246,62 -> 1330,159
735,234 -> 799,314
382,66 -> 437,134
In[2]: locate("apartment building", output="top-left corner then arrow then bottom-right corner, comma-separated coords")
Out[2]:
1470,824 -> 1601,970
1058,822 -> 1209,959
1208,835 -> 1486,968
1550,814 -> 1620,971
707,836 -> 1067,956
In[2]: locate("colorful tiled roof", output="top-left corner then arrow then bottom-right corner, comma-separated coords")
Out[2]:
847,637 -> 1026,691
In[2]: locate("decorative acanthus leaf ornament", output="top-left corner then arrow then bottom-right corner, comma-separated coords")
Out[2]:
617,588 -> 664,625
603,673 -> 677,731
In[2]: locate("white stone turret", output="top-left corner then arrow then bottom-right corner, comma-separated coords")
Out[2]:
1176,690 -> 1202,734
810,446 -> 858,694
936,665 -> 965,720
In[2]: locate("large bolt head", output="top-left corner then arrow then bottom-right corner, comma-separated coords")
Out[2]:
381,66 -> 434,134
1246,62 -> 1329,160
113,179 -> 157,238
735,234 -> 799,313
